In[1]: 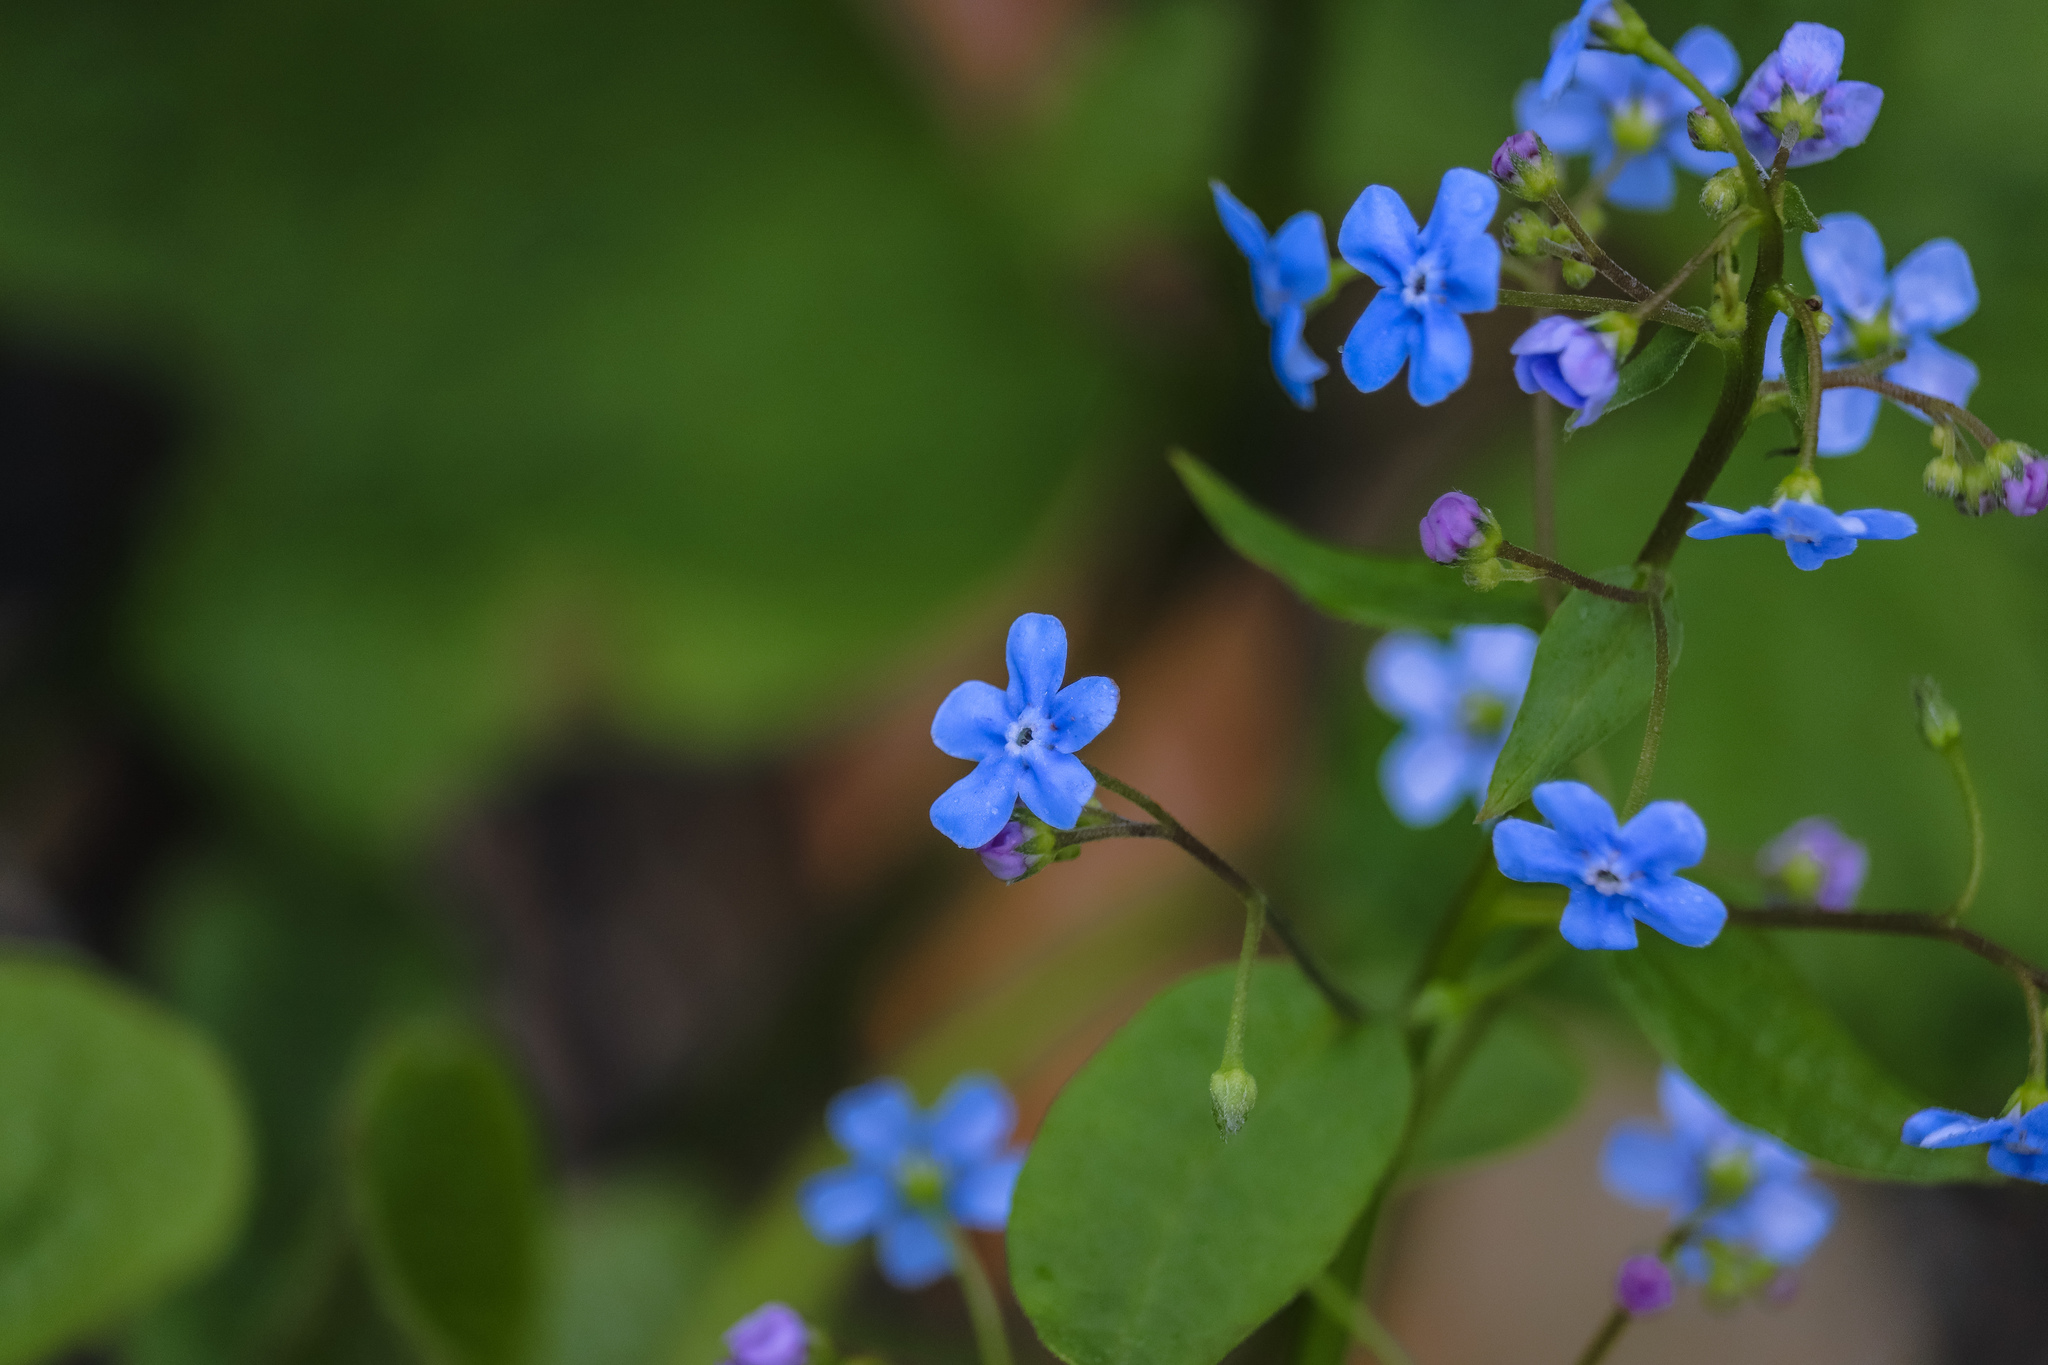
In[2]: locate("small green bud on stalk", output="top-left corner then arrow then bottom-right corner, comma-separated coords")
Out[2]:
1912,677 -> 1962,753
1923,450 -> 1963,498
1775,468 -> 1823,504
1688,106 -> 1732,152
1984,440 -> 2029,481
1561,259 -> 1597,290
1959,461 -> 2005,516
1209,1067 -> 1257,1137
1503,210 -> 1553,258
1700,167 -> 1744,220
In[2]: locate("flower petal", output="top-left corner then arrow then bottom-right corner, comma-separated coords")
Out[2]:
932,680 -> 1012,762
1454,624 -> 1540,703
1672,26 -> 1740,95
1803,213 -> 1889,322
1560,886 -> 1640,950
876,1212 -> 953,1289
1886,338 -> 1977,420
1603,152 -> 1676,213
1418,168 -> 1498,257
1658,1068 -> 1733,1144
947,1153 -> 1024,1230
1209,180 -> 1268,261
1435,232 -> 1501,313
1618,800 -> 1707,879
1005,612 -> 1069,710
1776,22 -> 1844,93
1889,239 -> 1977,336
927,1073 -> 1016,1167
1685,502 -> 1777,538
1269,212 -> 1332,304
1814,386 -> 1881,455
1047,675 -> 1119,753
1382,728 -> 1473,828
1268,304 -> 1328,410
1017,748 -> 1094,830
827,1077 -> 922,1161
1337,185 -> 1419,288
931,757 -> 1024,849
1739,1176 -> 1837,1265
1600,1121 -> 1698,1212
1515,83 -> 1608,154
1629,876 -> 1727,948
1840,508 -> 1917,541
1663,123 -> 1736,178
1366,633 -> 1457,726
1341,289 -> 1418,394
798,1165 -> 898,1243
1807,80 -> 1882,167
1532,780 -> 1620,845
1986,1143 -> 2048,1183
1901,1108 -> 2012,1148
1784,534 -> 1852,571
1761,312 -> 1787,380
1408,303 -> 1473,406
1493,818 -> 1581,885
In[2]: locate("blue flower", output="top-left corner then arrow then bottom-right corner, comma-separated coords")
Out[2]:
1733,24 -> 1882,168
1604,1069 -> 1837,1270
1763,213 -> 1978,455
1686,498 -> 1916,571
1338,169 -> 1500,406
1211,181 -> 1331,409
1494,781 -> 1726,951
1511,316 -> 1621,426
1517,27 -> 1739,212
1903,1101 -> 2048,1182
1366,625 -> 1537,827
1538,1 -> 1617,102
722,1305 -> 810,1365
797,1075 -> 1027,1288
930,613 -> 1119,849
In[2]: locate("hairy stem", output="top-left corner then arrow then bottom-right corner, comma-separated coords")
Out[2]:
1305,1275 -> 1419,1365
1820,372 -> 2002,448
1221,885 -> 1268,1072
947,1226 -> 1015,1365
1500,288 -> 1717,336
1623,588 -> 1671,819
1726,908 -> 2048,990
1943,745 -> 1985,920
1533,392 -> 1561,616
1792,299 -> 1824,469
1634,213 -> 1758,321
1497,544 -> 1651,602
1634,38 -> 1766,209
1543,193 -> 1655,301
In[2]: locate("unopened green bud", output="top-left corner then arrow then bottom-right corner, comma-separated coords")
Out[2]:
1688,106 -> 1732,153
1708,296 -> 1747,337
1504,210 -> 1552,258
1775,468 -> 1823,504
1912,677 -> 1962,752
1589,310 -> 1640,360
1561,259 -> 1597,290
1591,0 -> 1650,52
2009,1077 -> 2048,1117
1923,451 -> 1963,498
1209,1067 -> 1257,1137
1959,461 -> 2005,514
1984,440 -> 2029,481
1699,167 -> 1744,220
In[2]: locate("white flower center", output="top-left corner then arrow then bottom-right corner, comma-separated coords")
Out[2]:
1006,706 -> 1050,755
1584,856 -> 1632,896
1402,258 -> 1434,307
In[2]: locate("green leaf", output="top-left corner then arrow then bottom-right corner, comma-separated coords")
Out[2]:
1603,326 -> 1699,419
1010,963 -> 1409,1365
1605,930 -> 1988,1182
1171,450 -> 1543,633
0,954 -> 251,1365
1780,310 -> 1812,429
346,1021 -> 544,1365
1408,1007 -> 1585,1177
1780,181 -> 1821,234
1480,571 -> 1681,821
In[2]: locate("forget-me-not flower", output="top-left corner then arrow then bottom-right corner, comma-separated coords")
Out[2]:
1733,23 -> 1882,168
798,1074 -> 1026,1288
1338,169 -> 1500,406
1367,625 -> 1537,827
1494,781 -> 1726,950
1516,27 -> 1740,212
722,1306 -> 809,1365
1686,498 -> 1916,570
930,613 -> 1118,850
1211,181 -> 1331,409
1902,1101 -> 2048,1182
1763,213 -> 1978,455
1758,816 -> 1867,910
1512,316 -> 1621,426
1538,1 -> 1618,102
1605,1069 -> 1837,1271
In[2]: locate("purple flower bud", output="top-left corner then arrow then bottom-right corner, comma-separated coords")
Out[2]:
1758,817 -> 1868,911
1512,317 -> 1621,427
1490,132 -> 1558,202
1419,491 -> 1490,565
1615,1256 -> 1674,1316
976,819 -> 1033,882
723,1304 -> 809,1365
2005,459 -> 2048,517
1491,132 -> 1537,182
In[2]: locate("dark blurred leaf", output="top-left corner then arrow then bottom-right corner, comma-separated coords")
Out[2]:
1605,930 -> 1988,1182
1408,1007 -> 1584,1177
539,1177 -> 720,1365
1781,182 -> 1821,235
1172,451 -> 1544,632
1010,963 -> 1408,1365
1481,571 -> 1680,821
346,1022 -> 543,1365
0,954 -> 252,1365
1604,326 -> 1698,419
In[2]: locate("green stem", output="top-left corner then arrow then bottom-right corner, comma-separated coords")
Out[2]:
1633,213 -> 1758,321
1305,1274 -> 1419,1365
1943,745 -> 1984,920
1634,36 -> 1766,209
1497,544 -> 1651,603
1724,908 -> 2048,991
1499,288 -> 1717,337
1221,886 -> 1267,1072
946,1226 -> 1014,1365
1573,1310 -> 1630,1365
1819,372 -> 2002,448
2025,976 -> 2046,1092
1791,299 -> 1824,470
1622,587 -> 1671,819
1543,192 -> 1654,301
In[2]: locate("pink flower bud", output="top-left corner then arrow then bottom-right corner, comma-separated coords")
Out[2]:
1615,1255 -> 1674,1315
1419,491 -> 1490,564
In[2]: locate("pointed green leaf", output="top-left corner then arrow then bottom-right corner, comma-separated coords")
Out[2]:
346,1022 -> 544,1365
1172,450 -> 1543,632
1605,930 -> 1988,1182
1479,570 -> 1680,821
0,955 -> 251,1365
1603,326 -> 1699,418
1780,181 -> 1821,234
1780,311 -> 1812,429
1010,963 -> 1409,1365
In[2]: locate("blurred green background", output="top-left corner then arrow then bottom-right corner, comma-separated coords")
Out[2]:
0,0 -> 2044,1361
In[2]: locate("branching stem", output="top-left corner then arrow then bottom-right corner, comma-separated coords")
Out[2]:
1500,288 -> 1717,336
1819,372 -> 2002,448
1725,908 -> 2048,991
1496,544 -> 1650,603
1543,193 -> 1655,301
1792,298 -> 1825,470
1634,213 -> 1758,321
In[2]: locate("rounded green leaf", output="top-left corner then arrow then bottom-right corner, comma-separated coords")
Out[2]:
345,1021 -> 544,1365
1010,963 -> 1409,1365
0,954 -> 251,1365
1407,1007 -> 1585,1177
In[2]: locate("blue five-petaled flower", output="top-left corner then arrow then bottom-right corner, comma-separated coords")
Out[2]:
1763,213 -> 1978,455
1517,27 -> 1739,213
1494,781 -> 1726,951
1367,626 -> 1538,828
1604,1068 -> 1837,1269
1686,499 -> 1916,571
930,613 -> 1119,850
1733,23 -> 1882,169
1211,181 -> 1331,409
1903,1101 -> 2048,1183
1538,1 -> 1617,102
797,1074 -> 1026,1289
1339,169 -> 1501,406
